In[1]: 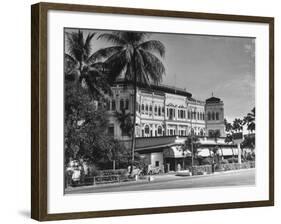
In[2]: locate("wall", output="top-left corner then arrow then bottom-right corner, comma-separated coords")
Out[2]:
0,0 -> 280,224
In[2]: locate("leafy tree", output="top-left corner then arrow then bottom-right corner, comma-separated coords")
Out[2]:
98,31 -> 166,166
241,134 -> 255,150
64,79 -> 128,169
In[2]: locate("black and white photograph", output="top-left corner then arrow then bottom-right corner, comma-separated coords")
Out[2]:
63,28 -> 256,194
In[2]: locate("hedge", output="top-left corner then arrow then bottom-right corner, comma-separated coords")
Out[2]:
190,165 -> 212,175
216,161 -> 255,171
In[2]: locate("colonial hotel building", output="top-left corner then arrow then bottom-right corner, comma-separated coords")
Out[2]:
107,81 -> 237,172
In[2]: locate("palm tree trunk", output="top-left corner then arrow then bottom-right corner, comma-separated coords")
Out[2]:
130,52 -> 137,173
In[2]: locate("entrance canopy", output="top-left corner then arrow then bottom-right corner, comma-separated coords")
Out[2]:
163,146 -> 191,158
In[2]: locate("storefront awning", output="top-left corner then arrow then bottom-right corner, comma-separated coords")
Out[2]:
197,148 -> 213,157
221,148 -> 236,156
163,146 -> 191,158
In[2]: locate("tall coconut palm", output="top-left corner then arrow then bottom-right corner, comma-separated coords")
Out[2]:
98,31 -> 166,167
182,135 -> 201,169
65,29 -> 117,100
243,107 -> 255,132
209,130 -> 221,164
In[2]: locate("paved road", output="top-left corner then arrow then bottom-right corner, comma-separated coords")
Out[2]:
67,169 -> 255,194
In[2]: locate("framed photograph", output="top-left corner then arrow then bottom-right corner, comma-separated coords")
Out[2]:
31,2 -> 274,221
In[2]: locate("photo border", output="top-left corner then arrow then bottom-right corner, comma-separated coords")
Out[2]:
31,2 -> 274,221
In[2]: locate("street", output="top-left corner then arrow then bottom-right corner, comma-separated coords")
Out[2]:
66,168 -> 255,194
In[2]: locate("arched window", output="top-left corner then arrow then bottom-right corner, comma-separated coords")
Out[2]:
212,112 -> 215,120
120,99 -> 124,110
207,112 -> 211,120
111,100 -> 116,111
145,104 -> 148,111
141,104 -> 144,111
169,108 -> 173,120
188,110 -> 191,119
158,107 -> 161,116
154,105 -> 158,115
200,129 -> 204,136
144,125 -> 150,135
203,113 -> 205,120
106,100 -> 110,110
149,105 -> 152,112
125,99 -> 129,110
157,126 -> 163,135
191,128 -> 195,135
216,112 -> 219,120
162,106 -> 165,115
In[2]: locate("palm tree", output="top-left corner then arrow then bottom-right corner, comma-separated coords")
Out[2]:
98,31 -> 166,167
243,107 -> 255,132
224,118 -> 233,133
232,118 -> 243,133
182,135 -> 201,170
209,130 -> 221,165
65,29 -> 116,100
209,130 -> 221,142
115,109 -> 133,138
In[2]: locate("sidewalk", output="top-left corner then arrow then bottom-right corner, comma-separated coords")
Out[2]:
65,168 -> 255,193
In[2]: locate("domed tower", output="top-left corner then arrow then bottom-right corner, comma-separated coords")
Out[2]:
205,96 -> 225,137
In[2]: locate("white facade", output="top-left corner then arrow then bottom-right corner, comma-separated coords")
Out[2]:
106,83 -> 226,139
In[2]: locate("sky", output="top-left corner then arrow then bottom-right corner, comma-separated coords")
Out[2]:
65,28 -> 255,122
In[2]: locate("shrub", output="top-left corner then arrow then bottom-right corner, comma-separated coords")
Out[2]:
220,159 -> 229,164
87,164 -> 101,176
99,169 -> 128,177
201,157 -> 213,165
192,165 -> 212,175
227,158 -> 238,163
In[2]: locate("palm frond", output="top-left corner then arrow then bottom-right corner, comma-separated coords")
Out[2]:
134,51 -> 151,87
64,53 -> 77,66
84,32 -> 96,57
138,40 -> 165,57
103,50 -> 128,79
86,46 -> 123,64
66,31 -> 84,62
119,32 -> 150,44
139,49 -> 165,84
98,33 -> 127,45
